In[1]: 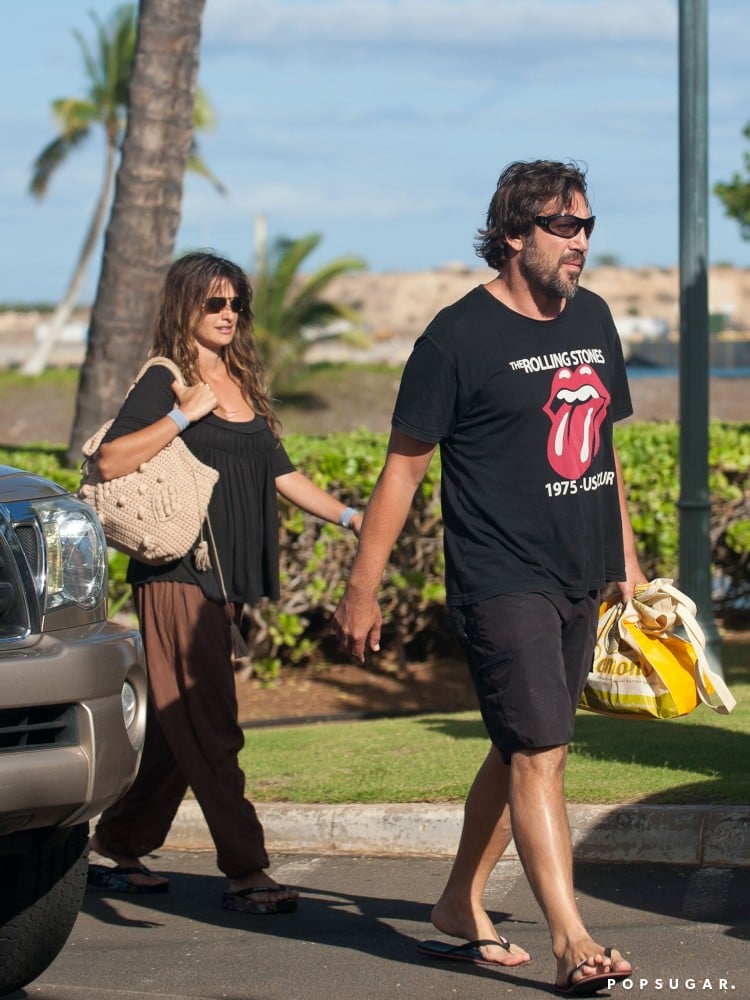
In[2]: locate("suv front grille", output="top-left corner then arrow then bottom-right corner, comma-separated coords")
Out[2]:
0,705 -> 77,751
0,521 -> 31,638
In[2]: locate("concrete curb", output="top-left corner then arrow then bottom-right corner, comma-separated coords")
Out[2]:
164,800 -> 750,868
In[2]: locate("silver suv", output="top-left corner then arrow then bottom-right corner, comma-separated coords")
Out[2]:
0,466 -> 147,996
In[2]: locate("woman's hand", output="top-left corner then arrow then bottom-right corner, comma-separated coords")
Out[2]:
98,379 -> 217,480
275,471 -> 364,534
172,380 -> 217,423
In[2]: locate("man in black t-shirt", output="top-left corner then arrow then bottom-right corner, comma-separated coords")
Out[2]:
334,161 -> 645,995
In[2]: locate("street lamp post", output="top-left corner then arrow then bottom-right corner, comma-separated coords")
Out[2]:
678,0 -> 723,672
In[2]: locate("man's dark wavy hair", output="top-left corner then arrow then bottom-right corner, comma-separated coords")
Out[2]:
475,160 -> 589,271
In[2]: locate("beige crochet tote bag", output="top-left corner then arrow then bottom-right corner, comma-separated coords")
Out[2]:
78,357 -> 219,565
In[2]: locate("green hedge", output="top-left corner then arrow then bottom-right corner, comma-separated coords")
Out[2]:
613,422 -> 749,600
276,422 -> 750,678
1,421 -> 747,679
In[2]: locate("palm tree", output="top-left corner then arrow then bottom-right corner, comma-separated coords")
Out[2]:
69,0 -> 207,460
24,2 -> 222,376
252,232 -> 368,385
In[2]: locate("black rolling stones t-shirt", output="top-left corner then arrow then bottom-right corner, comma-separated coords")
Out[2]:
392,284 -> 633,605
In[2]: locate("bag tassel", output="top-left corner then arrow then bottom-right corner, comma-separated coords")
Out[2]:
193,534 -> 212,572
231,622 -> 253,679
200,515 -> 253,678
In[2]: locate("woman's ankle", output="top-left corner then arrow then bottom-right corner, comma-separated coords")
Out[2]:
89,833 -> 140,869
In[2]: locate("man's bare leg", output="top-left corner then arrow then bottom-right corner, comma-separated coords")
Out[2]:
509,746 -> 631,988
430,746 -> 531,966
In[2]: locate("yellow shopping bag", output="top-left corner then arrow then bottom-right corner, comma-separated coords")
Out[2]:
579,578 -> 736,720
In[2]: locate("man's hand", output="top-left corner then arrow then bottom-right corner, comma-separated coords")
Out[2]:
616,553 -> 648,604
331,430 -> 436,664
332,586 -> 382,665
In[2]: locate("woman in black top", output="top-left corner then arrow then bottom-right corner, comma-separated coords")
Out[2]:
87,251 -> 362,913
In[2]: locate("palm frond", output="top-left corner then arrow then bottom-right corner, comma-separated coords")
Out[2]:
193,87 -> 218,132
51,97 -> 101,131
287,299 -> 362,332
29,128 -> 91,197
283,258 -> 366,337
71,27 -> 101,91
187,148 -> 226,195
266,234 -> 322,331
288,255 -> 367,317
71,6 -> 136,115
250,232 -> 368,381
108,5 -> 138,102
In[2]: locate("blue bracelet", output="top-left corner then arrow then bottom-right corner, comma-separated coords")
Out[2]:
167,408 -> 190,433
339,506 -> 358,529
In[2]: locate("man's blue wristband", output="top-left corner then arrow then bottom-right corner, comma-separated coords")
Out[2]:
167,408 -> 190,433
339,506 -> 358,529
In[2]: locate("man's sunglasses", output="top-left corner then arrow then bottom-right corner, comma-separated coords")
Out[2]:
534,214 -> 596,239
204,296 -> 244,314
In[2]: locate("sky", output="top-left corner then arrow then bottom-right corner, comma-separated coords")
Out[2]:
1,0 -> 749,305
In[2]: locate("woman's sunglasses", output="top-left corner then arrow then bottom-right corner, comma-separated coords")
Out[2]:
205,296 -> 244,314
534,214 -> 596,239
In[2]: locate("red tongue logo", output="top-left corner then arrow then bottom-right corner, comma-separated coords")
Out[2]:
543,365 -> 610,479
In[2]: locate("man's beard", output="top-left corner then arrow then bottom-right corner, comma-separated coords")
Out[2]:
520,238 -> 584,300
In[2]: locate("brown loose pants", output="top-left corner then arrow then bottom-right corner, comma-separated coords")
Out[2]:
95,581 -> 269,878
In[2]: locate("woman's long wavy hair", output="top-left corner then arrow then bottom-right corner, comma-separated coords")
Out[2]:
150,251 -> 282,440
475,160 -> 589,272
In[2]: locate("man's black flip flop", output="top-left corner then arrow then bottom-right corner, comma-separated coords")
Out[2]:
417,938 -> 531,970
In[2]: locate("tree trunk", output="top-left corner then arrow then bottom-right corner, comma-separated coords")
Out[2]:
22,142 -> 117,377
68,0 -> 206,463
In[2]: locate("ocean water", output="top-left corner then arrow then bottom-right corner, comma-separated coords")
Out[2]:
627,366 -> 750,379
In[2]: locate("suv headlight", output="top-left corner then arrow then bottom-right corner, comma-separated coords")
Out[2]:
31,497 -> 108,612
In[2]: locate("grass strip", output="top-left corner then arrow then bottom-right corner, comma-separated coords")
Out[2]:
239,677 -> 749,806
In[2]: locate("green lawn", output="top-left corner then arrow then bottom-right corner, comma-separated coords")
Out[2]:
239,664 -> 750,807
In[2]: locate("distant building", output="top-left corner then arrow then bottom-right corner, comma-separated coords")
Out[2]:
34,320 -> 88,344
614,316 -> 670,341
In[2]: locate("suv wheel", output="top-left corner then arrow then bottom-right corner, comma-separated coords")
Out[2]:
0,823 -> 88,996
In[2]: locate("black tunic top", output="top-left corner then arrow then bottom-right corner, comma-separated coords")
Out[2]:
103,364 -> 294,604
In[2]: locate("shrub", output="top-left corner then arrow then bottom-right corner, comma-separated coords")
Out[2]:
262,422 -> 750,671
614,421 -> 750,609
270,430 -> 448,674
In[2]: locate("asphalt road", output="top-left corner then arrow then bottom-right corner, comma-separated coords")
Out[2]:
17,850 -> 749,1000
